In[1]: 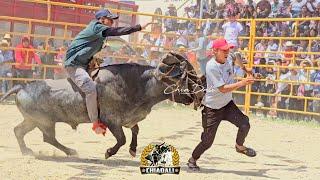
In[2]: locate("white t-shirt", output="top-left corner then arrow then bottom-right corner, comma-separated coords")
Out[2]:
222,21 -> 243,47
276,72 -> 299,93
202,57 -> 234,109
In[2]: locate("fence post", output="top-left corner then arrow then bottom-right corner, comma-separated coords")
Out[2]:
47,0 -> 51,22
244,18 -> 256,114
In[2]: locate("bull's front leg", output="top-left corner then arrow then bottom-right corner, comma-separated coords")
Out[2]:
105,123 -> 126,159
129,124 -> 139,157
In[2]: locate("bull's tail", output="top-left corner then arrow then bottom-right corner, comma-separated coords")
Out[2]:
0,84 -> 24,102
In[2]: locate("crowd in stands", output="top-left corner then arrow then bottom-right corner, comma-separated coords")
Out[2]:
133,0 -> 320,121
0,0 -> 319,121
0,34 -> 68,86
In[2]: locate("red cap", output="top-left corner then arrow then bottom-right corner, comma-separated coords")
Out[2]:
212,38 -> 235,50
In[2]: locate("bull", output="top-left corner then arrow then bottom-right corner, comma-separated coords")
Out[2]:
0,52 -> 204,159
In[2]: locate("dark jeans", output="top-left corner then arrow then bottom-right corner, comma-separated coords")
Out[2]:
191,101 -> 250,160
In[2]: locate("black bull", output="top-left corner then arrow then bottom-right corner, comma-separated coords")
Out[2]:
0,52 -> 204,159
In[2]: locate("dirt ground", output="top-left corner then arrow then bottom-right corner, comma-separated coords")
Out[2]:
0,104 -> 319,180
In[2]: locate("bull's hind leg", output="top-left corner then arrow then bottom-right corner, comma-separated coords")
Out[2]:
14,119 -> 36,155
105,124 -> 126,159
129,124 -> 139,157
38,122 -> 78,156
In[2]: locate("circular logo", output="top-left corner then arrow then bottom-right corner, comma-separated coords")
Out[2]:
140,142 -> 180,175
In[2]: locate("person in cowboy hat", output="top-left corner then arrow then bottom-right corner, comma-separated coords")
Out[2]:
64,8 -> 155,136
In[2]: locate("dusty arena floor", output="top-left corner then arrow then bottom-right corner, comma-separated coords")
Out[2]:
0,104 -> 319,180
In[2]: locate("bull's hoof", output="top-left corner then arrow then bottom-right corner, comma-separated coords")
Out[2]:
67,149 -> 78,157
129,149 -> 136,157
21,148 -> 34,156
105,149 -> 112,159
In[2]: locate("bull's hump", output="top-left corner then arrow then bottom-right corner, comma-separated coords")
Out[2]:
44,79 -> 75,92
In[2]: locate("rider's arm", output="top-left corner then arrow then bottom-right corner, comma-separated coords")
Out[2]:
102,25 -> 142,37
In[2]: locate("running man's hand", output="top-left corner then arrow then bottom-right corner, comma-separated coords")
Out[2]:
240,76 -> 255,86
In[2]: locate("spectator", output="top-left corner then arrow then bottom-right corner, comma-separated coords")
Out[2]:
151,8 -> 163,40
315,3 -> 320,16
291,0 -> 308,17
41,39 -> 56,79
188,32 -> 198,49
164,4 -> 178,32
140,33 -> 153,59
14,36 -> 42,79
196,0 -> 210,17
265,60 -> 277,113
222,10 -> 243,48
254,40 -> 267,65
280,0 -> 292,10
175,23 -> 189,48
278,0 -> 292,17
246,0 -> 257,7
256,58 -> 275,117
15,36 -> 42,78
153,34 -> 165,52
309,19 -> 317,31
311,40 -> 320,60
208,0 -> 218,18
270,0 -> 281,17
275,65 -> 296,119
296,40 -> 309,64
311,59 -> 320,120
187,21 -> 197,35
224,0 -> 238,18
177,46 -> 188,59
54,46 -> 67,79
306,0 -> 320,13
281,41 -> 295,66
298,6 -> 311,32
256,0 -> 272,18
0,40 -> 13,94
242,4 -> 257,18
298,60 -> 313,116
163,34 -> 176,51
266,40 -> 280,62
188,30 -> 209,76
309,28 -> 318,37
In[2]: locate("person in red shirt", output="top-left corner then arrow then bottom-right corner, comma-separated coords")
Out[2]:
282,41 -> 295,66
14,36 -> 42,78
